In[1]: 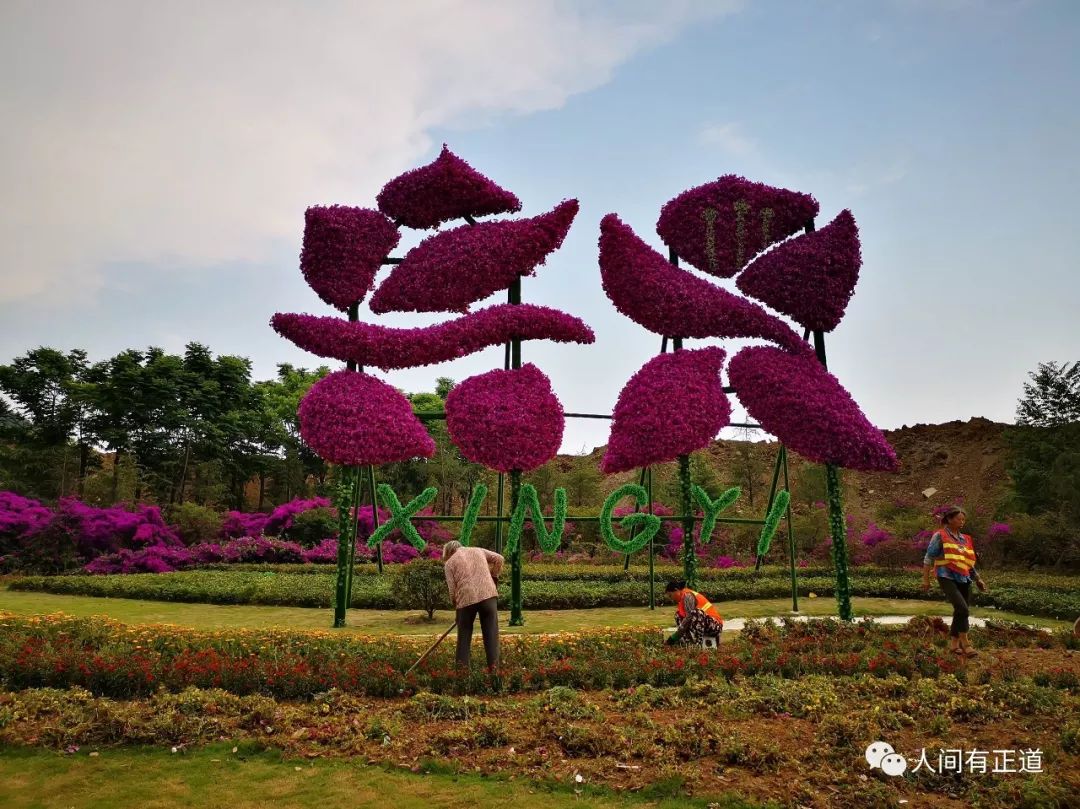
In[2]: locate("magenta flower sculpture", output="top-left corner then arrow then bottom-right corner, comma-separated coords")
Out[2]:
272,304 -> 594,370
736,210 -> 861,333
300,206 -> 400,311
376,144 -> 522,229
598,214 -> 807,353
656,175 -> 819,277
727,345 -> 898,472
601,347 -> 731,473
445,363 -> 564,472
370,200 -> 579,314
298,370 -> 436,466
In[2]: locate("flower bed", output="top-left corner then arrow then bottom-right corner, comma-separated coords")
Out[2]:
9,613 -> 1065,701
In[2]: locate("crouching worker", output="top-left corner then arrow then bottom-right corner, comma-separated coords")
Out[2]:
442,541 -> 504,669
665,579 -> 723,646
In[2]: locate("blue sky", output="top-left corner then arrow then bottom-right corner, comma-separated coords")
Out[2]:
1,0 -> 1077,454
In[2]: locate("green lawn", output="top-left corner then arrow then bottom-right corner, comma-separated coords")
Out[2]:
0,589 -> 1068,633
0,745 -> 771,809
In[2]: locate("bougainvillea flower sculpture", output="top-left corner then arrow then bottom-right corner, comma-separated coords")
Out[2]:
598,214 -> 808,353
601,347 -> 731,474
298,370 -> 436,466
736,210 -> 862,333
271,303 -> 594,370
371,199 -> 579,314
656,175 -> 819,277
445,363 -> 564,473
376,144 -> 522,229
727,345 -> 897,472
300,206 -> 401,311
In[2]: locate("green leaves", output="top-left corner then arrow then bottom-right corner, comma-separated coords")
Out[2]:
370,485 -> 438,549
600,484 -> 661,555
756,489 -> 790,558
505,483 -> 567,555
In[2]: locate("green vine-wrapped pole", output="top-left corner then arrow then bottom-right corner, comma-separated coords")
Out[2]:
756,488 -> 790,564
331,467 -> 357,628
677,453 -> 698,588
509,470 -> 523,626
826,463 -> 852,621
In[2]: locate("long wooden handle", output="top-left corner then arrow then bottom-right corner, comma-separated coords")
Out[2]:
405,620 -> 457,677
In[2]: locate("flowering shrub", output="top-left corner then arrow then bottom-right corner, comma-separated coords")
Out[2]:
602,347 -> 731,473
736,210 -> 862,332
655,175 -> 819,277
376,144 -> 522,230
446,364 -> 564,473
85,545 -> 199,574
859,522 -> 894,548
298,370 -> 436,466
220,510 -> 270,540
263,497 -> 333,537
370,200 -> 579,314
300,206 -> 400,311
271,303 -> 594,371
728,345 -> 898,472
598,214 -> 807,352
0,492 -> 52,552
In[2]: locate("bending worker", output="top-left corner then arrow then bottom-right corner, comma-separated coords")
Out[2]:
665,579 -> 724,646
442,540 -> 504,670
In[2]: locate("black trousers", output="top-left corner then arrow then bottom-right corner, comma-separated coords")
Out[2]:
937,577 -> 971,637
455,596 -> 499,669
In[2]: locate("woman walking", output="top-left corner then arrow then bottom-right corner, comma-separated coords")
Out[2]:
921,506 -> 989,657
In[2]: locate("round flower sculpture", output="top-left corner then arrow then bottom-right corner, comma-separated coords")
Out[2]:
601,347 -> 731,473
727,345 -> 898,472
736,209 -> 862,333
298,370 -> 436,466
598,214 -> 807,352
656,175 -> 819,277
301,206 -> 400,311
376,144 -> 522,229
370,199 -> 579,314
271,304 -> 594,370
445,363 -> 564,473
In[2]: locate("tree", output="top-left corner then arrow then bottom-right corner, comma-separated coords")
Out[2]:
393,558 -> 450,620
1016,361 -> 1080,427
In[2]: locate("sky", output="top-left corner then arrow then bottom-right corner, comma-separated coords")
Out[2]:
1,0 -> 1077,455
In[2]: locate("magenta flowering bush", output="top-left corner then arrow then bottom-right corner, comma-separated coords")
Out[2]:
85,545 -> 197,575
727,345 -> 898,472
300,206 -> 401,311
298,370 -> 436,466
736,210 -> 861,333
601,348 -> 731,474
263,497 -> 333,536
376,144 -> 522,229
370,200 -> 579,314
220,536 -> 306,564
220,511 -> 271,540
445,363 -> 564,473
860,522 -> 894,548
272,303 -> 594,370
656,175 -> 819,277
598,214 -> 807,353
0,492 -> 53,550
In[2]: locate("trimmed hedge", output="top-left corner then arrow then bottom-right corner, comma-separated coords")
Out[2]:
9,569 -> 1079,619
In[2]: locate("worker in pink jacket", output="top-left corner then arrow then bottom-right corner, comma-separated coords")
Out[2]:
441,541 -> 504,669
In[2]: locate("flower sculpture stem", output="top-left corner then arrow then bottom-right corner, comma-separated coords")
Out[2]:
783,447 -> 798,612
508,276 -> 525,627
333,302 -> 366,626
622,466 -> 649,571
647,467 -> 656,609
812,326 -> 853,621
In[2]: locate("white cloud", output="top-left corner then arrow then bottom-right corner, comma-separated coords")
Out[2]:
0,0 -> 739,304
698,121 -> 758,156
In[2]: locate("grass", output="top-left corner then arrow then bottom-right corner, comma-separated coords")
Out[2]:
0,588 -> 1068,633
0,744 -> 774,809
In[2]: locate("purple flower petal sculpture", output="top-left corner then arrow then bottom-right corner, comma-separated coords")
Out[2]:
376,144 -> 522,229
727,345 -> 898,472
601,347 -> 731,473
656,175 -> 819,277
298,370 -> 436,466
598,214 -> 808,353
301,206 -> 400,311
272,304 -> 594,370
446,363 -> 564,473
370,200 -> 579,314
736,210 -> 861,333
